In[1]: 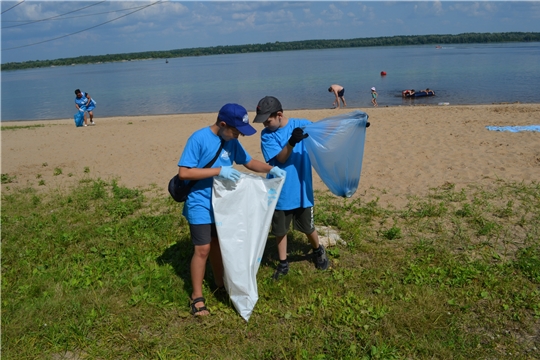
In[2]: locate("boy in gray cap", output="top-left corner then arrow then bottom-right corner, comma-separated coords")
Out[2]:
177,103 -> 286,315
253,96 -> 329,280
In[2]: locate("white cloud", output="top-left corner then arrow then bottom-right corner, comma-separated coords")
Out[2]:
321,4 -> 344,21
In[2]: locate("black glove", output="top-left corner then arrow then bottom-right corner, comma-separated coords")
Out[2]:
288,127 -> 309,147
366,122 -> 370,128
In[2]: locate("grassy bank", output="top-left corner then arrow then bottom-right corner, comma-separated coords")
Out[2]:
1,174 -> 539,359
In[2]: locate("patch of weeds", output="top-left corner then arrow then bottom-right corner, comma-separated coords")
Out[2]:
494,200 -> 514,218
429,183 -> 467,203
326,248 -> 340,258
36,174 -> 42,179
128,122 -> 133,125
38,180 -> 46,186
84,167 -> 90,173
1,173 -> 17,184
42,162 -> 48,167
455,203 -> 473,217
406,200 -> 448,218
90,180 -> 107,200
1,124 -> 44,131
68,173 -> 74,177
111,179 -> 141,199
515,246 -> 540,282
53,168 -> 62,176
382,226 -> 401,240
473,216 -> 500,236
369,343 -> 399,360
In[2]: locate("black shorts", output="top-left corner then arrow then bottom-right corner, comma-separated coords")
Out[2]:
271,207 -> 315,237
189,223 -> 217,246
338,88 -> 345,97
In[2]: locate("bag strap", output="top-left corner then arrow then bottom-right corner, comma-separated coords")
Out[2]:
185,139 -> 225,189
203,139 -> 225,169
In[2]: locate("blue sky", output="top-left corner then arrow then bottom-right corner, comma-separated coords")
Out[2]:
2,1 -> 539,63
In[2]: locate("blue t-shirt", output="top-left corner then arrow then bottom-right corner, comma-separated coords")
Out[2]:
178,126 -> 252,224
74,92 -> 96,110
261,118 -> 313,211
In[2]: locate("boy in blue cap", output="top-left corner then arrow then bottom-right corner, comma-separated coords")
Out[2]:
177,103 -> 285,316
253,96 -> 329,280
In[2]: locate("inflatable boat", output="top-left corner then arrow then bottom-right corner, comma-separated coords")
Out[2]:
402,89 -> 435,98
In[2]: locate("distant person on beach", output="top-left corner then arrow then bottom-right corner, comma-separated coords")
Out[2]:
371,87 -> 378,107
253,96 -> 329,280
176,103 -> 285,316
328,84 -> 346,109
74,89 -> 97,126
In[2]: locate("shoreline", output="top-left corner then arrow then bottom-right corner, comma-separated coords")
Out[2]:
1,102 -> 536,124
2,103 -> 539,208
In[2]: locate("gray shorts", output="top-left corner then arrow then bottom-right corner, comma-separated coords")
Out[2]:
271,207 -> 315,237
189,223 -> 217,246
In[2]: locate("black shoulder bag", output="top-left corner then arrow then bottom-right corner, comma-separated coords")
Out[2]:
168,140 -> 225,202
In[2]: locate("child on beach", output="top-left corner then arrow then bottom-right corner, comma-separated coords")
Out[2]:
177,103 -> 286,316
371,87 -> 378,107
253,96 -> 329,280
74,89 -> 97,126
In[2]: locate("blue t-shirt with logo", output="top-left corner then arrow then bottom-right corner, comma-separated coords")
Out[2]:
261,118 -> 313,211
178,126 -> 251,224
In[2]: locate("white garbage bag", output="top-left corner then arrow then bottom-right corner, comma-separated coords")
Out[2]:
303,110 -> 369,198
212,173 -> 284,321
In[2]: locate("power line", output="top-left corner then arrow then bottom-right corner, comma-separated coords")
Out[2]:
1,0 -> 24,15
2,1 -> 165,52
2,3 -> 149,24
2,1 -> 107,29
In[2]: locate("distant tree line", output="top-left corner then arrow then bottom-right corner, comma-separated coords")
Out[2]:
3,32 -> 539,71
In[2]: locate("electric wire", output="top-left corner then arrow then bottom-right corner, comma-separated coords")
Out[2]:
2,0 -> 165,52
1,0 -> 24,15
2,1 -> 107,29
2,3 -> 149,24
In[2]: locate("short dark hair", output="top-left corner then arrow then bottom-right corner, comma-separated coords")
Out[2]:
328,87 -> 332,92
74,89 -> 81,95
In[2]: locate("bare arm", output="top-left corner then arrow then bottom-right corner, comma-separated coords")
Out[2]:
243,159 -> 273,173
274,142 -> 294,163
85,94 -> 92,107
178,166 -> 221,181
333,90 -> 340,103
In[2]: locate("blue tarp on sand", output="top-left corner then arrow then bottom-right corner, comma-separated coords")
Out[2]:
486,125 -> 540,133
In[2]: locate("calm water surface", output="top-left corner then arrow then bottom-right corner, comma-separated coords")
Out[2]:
2,42 -> 539,121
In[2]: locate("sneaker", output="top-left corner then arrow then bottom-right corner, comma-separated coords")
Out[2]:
314,245 -> 329,270
272,262 -> 289,280
90,121 -> 95,125
83,124 -> 88,127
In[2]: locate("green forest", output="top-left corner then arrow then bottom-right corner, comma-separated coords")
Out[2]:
2,32 -> 539,71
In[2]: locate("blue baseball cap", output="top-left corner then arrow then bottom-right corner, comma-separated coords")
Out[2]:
218,103 -> 256,136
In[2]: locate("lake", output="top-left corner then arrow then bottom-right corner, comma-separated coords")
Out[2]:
2,42 -> 539,122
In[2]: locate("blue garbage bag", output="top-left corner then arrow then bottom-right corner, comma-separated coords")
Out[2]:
74,111 -> 84,127
303,110 -> 369,198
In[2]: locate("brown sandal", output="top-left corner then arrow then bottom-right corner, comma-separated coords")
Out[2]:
189,296 -> 209,316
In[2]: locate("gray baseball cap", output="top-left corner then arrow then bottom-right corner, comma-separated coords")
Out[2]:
253,96 -> 283,123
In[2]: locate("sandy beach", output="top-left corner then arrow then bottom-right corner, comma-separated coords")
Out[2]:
2,104 -> 539,207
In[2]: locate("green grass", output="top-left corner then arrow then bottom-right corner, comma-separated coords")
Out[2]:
1,124 -> 45,131
1,173 -> 17,184
2,178 -> 539,359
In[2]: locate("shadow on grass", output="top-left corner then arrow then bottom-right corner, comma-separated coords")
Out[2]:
155,229 -> 317,298
155,239 -> 194,298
